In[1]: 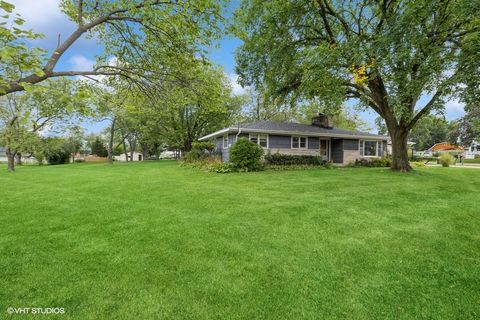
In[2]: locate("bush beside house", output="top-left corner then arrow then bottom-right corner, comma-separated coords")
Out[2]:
352,157 -> 392,167
229,138 -> 264,171
264,153 -> 325,166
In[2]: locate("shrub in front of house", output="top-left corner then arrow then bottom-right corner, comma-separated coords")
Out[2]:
264,153 -> 325,166
184,141 -> 217,163
229,138 -> 264,171
183,148 -> 207,163
353,157 -> 391,167
191,141 -> 215,153
439,153 -> 454,167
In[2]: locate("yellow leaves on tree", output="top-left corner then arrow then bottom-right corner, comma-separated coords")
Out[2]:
349,60 -> 375,85
349,65 -> 368,85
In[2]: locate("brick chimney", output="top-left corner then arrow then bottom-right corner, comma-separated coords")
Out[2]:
311,113 -> 333,129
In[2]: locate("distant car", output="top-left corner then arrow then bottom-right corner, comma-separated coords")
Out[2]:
148,156 -> 158,160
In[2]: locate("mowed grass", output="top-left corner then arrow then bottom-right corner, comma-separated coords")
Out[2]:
464,158 -> 480,164
0,161 -> 479,320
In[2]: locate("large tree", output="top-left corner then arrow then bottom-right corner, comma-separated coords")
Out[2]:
0,0 -> 224,96
234,0 -> 480,171
155,63 -> 243,152
0,78 -> 90,171
448,105 -> 480,146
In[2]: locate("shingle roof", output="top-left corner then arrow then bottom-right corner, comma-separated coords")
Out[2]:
236,120 -> 382,137
199,120 -> 388,141
428,142 -> 464,152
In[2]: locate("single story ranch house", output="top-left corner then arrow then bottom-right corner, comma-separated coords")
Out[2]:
199,114 -> 389,165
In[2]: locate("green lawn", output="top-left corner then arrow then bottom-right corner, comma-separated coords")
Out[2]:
464,158 -> 480,164
1,162 -> 479,319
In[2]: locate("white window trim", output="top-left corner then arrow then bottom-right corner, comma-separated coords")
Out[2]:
361,140 -> 381,157
249,133 -> 269,148
291,136 -> 308,149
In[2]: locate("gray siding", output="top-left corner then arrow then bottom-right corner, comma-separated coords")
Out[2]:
343,139 -> 359,150
222,149 -> 229,162
228,134 -> 236,146
331,139 -> 343,163
308,137 -> 320,149
269,135 -> 291,149
215,137 -> 223,152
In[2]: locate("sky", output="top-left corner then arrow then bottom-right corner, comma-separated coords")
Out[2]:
8,0 -> 467,133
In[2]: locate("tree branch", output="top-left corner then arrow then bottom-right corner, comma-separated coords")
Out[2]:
0,0 -> 177,96
406,90 -> 443,130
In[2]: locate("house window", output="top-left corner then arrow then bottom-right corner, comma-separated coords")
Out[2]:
362,140 -> 378,157
249,134 -> 268,148
223,135 -> 229,148
292,136 -> 307,149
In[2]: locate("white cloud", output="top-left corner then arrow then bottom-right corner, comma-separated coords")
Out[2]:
8,0 -> 98,64
9,0 -> 69,33
228,73 -> 248,96
69,55 -> 95,71
445,99 -> 465,113
444,98 -> 466,120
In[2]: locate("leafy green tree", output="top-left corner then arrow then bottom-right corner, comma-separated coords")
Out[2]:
0,0 -> 225,96
377,114 -> 449,150
89,136 -> 108,157
234,0 -> 480,171
448,105 -> 480,146
410,115 -> 449,150
43,137 -> 71,165
0,78 -> 89,171
155,63 -> 242,152
65,125 -> 85,163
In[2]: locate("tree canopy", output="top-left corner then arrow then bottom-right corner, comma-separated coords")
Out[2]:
0,0 -> 226,95
234,0 -> 480,171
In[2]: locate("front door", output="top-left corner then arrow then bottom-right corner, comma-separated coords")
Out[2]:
320,139 -> 329,161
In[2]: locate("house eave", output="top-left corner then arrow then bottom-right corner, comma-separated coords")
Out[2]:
199,127 -> 388,141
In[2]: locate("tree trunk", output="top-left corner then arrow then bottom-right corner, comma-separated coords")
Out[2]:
7,149 -> 15,172
141,143 -> 148,161
15,153 -> 22,165
390,128 -> 412,172
123,139 -> 128,162
107,118 -> 116,165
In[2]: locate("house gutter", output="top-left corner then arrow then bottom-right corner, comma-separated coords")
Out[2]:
199,128 -> 388,141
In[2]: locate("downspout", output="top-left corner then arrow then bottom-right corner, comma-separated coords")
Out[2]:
235,123 -> 242,141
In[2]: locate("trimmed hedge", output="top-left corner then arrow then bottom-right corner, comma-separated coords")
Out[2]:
353,157 -> 391,167
264,153 -> 326,166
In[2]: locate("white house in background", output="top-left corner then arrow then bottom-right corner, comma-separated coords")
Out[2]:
0,146 -> 36,163
465,140 -> 480,159
113,150 -> 176,162
114,152 -> 144,162
0,146 -> 7,162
